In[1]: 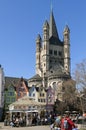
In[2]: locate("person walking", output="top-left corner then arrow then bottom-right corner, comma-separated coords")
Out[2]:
61,114 -> 75,130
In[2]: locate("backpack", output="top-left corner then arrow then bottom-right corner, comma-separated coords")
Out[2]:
63,119 -> 69,129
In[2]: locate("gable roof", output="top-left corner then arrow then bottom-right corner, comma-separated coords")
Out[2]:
5,76 -> 28,89
5,77 -> 20,88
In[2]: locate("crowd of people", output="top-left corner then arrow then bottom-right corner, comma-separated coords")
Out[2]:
4,112 -> 80,130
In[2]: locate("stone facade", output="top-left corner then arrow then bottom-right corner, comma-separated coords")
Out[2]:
28,10 -> 71,102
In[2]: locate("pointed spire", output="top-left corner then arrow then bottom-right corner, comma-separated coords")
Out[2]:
49,10 -> 59,39
36,34 -> 41,43
36,34 -> 42,47
64,25 -> 70,34
43,20 -> 49,30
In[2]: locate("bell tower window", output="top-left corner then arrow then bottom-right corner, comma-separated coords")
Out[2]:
49,50 -> 52,55
54,50 -> 57,55
58,51 -> 62,56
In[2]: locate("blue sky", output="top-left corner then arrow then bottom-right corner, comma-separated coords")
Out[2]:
0,0 -> 86,79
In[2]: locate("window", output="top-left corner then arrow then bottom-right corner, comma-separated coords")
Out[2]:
44,73 -> 46,75
8,92 -> 14,96
33,106 -> 35,109
49,50 -> 52,55
54,50 -> 57,55
33,93 -> 35,97
10,87 -> 13,90
59,61 -> 62,65
50,60 -> 52,63
58,51 -> 62,56
38,99 -> 40,102
11,98 -> 15,102
42,93 -> 45,97
6,97 -> 10,102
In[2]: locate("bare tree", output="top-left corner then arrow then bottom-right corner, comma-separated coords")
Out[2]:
73,59 -> 86,112
62,79 -> 78,110
54,79 -> 79,114
74,59 -> 86,90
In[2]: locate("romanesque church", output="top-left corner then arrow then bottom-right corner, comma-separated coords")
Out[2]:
28,10 -> 71,101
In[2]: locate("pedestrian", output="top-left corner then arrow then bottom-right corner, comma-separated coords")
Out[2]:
55,115 -> 61,125
61,114 -> 75,130
10,121 -> 15,127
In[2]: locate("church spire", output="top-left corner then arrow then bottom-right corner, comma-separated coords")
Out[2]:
49,10 -> 59,39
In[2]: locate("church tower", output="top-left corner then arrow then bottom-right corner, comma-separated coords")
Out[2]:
63,25 -> 70,74
35,10 -> 71,90
42,20 -> 49,74
28,7 -> 72,107
29,9 -> 71,95
36,34 -> 42,76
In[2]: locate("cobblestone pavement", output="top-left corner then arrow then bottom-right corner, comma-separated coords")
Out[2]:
0,123 -> 50,130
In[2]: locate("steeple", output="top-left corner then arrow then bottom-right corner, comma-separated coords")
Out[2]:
49,10 -> 59,39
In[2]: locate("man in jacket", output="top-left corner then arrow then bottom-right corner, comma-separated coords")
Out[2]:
61,114 -> 75,130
